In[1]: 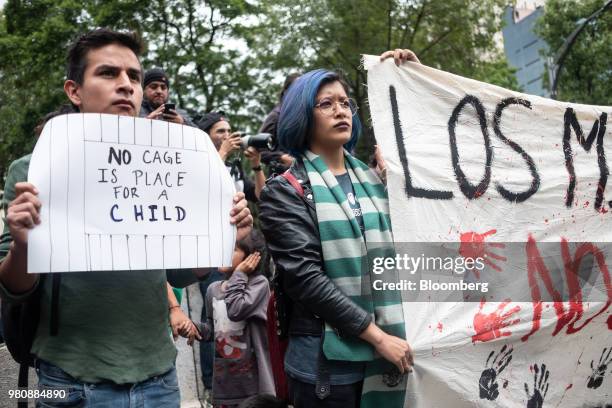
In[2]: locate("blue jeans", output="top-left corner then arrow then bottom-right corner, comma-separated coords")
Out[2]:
36,360 -> 180,407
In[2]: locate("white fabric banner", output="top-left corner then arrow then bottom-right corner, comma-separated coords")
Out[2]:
364,55 -> 611,407
28,113 -> 235,273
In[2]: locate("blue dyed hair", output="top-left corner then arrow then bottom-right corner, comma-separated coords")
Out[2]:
278,69 -> 361,156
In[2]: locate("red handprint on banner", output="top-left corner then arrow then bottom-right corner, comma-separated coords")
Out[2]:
472,299 -> 521,343
459,229 -> 507,277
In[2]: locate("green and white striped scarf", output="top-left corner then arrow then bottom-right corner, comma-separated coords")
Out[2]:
302,149 -> 407,407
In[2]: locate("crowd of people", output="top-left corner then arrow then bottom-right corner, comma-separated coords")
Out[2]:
0,28 -> 420,408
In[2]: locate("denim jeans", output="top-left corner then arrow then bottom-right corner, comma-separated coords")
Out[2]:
36,359 -> 180,407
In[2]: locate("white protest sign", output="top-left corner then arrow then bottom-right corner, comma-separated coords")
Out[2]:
27,113 -> 236,273
364,55 -> 611,407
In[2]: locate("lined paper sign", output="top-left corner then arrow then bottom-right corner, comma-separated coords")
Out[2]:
27,113 -> 236,273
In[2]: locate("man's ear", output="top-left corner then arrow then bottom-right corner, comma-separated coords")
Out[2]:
64,80 -> 82,107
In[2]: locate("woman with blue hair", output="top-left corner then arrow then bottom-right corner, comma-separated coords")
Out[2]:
259,49 -> 420,408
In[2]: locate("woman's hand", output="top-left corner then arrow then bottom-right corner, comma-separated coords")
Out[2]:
279,153 -> 294,168
236,252 -> 261,275
373,145 -> 387,184
359,322 -> 413,373
375,332 -> 413,373
380,49 -> 421,66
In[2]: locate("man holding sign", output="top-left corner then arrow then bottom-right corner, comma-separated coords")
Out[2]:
0,28 -> 252,406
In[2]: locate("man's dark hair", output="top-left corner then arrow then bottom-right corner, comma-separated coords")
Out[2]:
67,28 -> 143,85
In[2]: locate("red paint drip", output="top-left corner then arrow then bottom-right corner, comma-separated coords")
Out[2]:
436,322 -> 443,332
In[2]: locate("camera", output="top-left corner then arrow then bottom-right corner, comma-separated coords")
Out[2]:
240,133 -> 276,150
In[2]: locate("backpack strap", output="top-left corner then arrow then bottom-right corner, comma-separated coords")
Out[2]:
281,170 -> 304,197
17,363 -> 28,407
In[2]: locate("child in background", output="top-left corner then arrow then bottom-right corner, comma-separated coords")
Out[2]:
201,230 -> 275,407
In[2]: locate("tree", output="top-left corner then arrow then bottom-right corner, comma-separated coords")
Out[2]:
537,0 -> 611,105
0,0 -> 262,184
0,0 -> 150,183
252,0 -> 519,160
140,0 -> 267,131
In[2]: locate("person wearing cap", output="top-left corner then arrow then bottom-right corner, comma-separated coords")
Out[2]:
140,67 -> 195,127
197,112 -> 266,204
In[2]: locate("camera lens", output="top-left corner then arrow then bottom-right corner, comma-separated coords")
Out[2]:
240,133 -> 276,150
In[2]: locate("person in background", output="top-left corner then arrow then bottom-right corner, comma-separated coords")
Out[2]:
198,112 -> 265,203
140,67 -> 195,127
196,111 -> 266,396
201,230 -> 274,407
259,73 -> 300,175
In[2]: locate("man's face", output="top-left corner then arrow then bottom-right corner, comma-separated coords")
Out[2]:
209,120 -> 232,150
144,80 -> 169,109
64,44 -> 142,116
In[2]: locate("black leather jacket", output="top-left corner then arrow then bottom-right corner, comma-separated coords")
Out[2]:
259,158 -> 372,338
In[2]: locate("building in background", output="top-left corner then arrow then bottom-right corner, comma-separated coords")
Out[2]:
502,1 -> 549,97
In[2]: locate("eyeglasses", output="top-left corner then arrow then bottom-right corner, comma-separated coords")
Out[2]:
314,98 -> 359,116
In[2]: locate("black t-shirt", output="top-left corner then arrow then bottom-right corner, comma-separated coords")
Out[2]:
335,172 -> 365,235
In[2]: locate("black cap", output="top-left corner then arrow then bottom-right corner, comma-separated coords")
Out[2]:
197,111 -> 228,133
144,68 -> 169,88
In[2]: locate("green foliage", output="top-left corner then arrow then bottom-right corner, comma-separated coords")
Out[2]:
252,0 -> 519,160
0,0 -> 150,182
537,0 -> 611,105
0,0 -> 264,185
0,0 -> 525,184
141,0 -> 265,132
